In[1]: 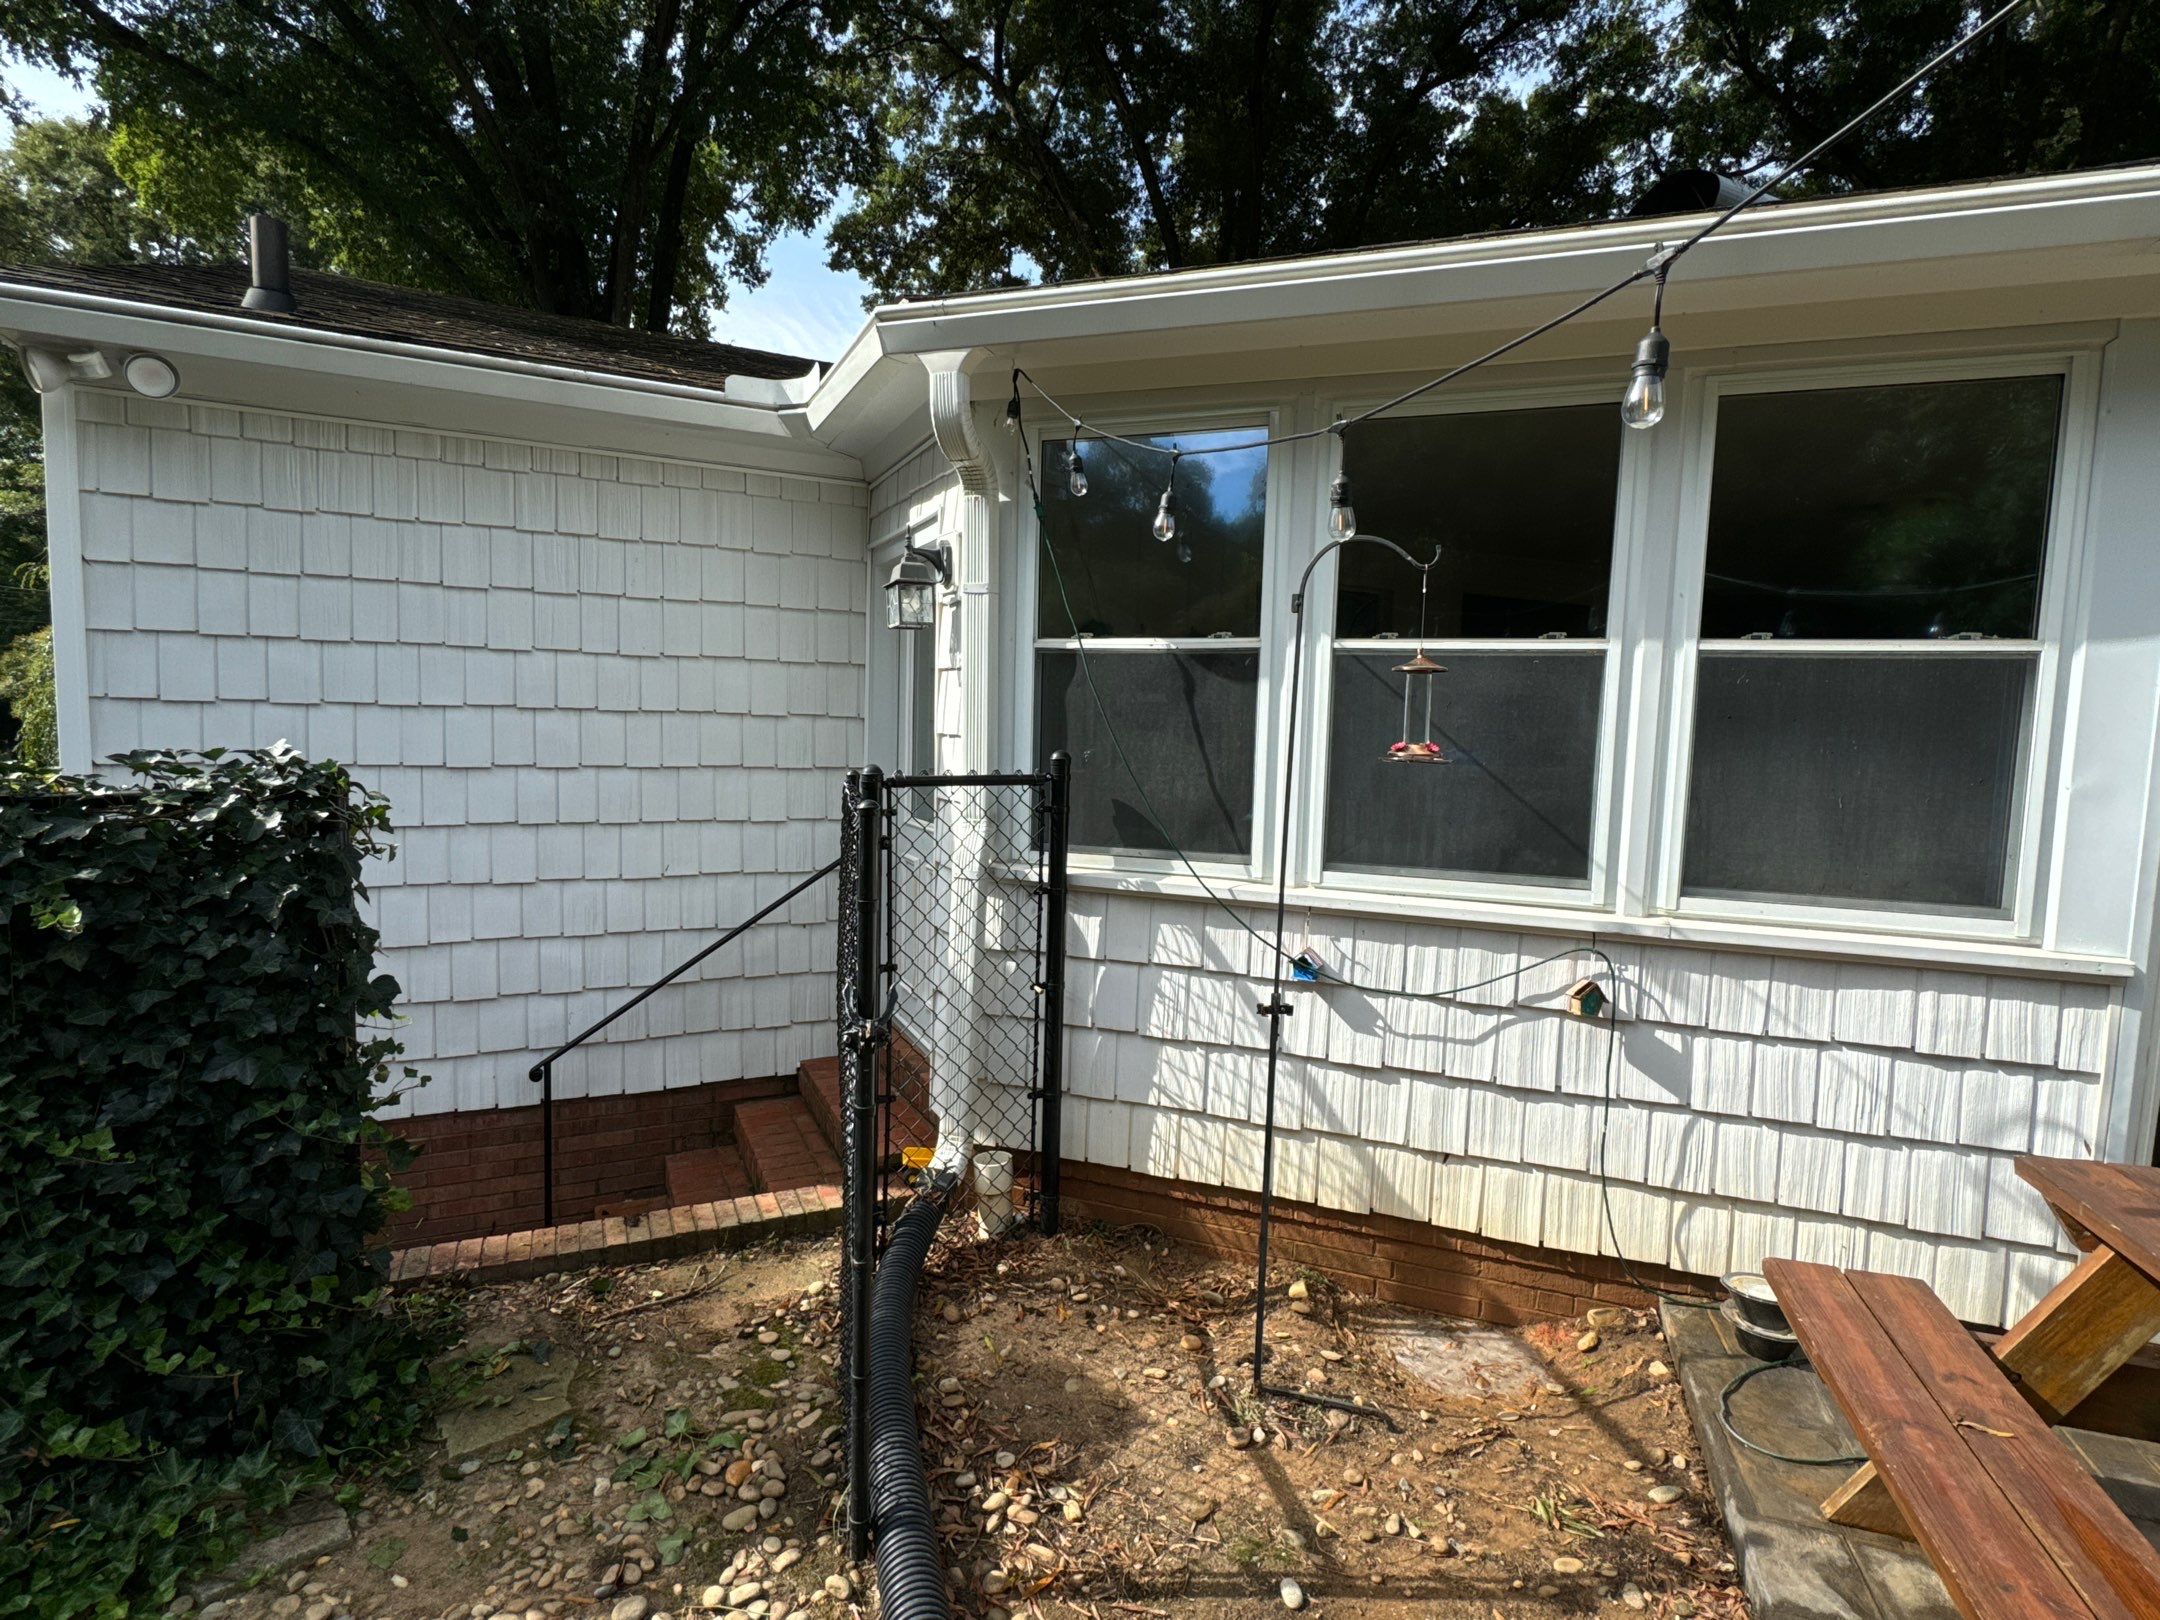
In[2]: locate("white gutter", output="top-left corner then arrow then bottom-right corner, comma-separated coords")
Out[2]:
866,162 -> 2160,341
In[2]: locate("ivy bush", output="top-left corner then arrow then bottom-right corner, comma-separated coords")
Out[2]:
1,748 -> 431,1618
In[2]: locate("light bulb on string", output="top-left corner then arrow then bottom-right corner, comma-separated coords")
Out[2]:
1622,332 -> 1669,429
1622,257 -> 1672,431
1003,371 -> 1022,435
1328,470 -> 1357,540
1153,451 -> 1180,544
1068,445 -> 1089,498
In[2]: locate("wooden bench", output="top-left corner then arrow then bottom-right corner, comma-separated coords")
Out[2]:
1763,1258 -> 2160,1620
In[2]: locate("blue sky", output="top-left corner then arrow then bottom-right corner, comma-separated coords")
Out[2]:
2,51 -> 875,361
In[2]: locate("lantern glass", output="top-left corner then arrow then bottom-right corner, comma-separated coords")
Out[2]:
888,577 -> 936,630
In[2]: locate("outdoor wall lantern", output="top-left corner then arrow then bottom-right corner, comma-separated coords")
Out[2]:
884,541 -> 951,631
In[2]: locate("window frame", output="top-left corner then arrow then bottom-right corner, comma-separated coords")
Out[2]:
1015,402 -> 1292,881
1653,351 -> 2102,941
1008,344 -> 2104,958
1296,381 -> 1650,911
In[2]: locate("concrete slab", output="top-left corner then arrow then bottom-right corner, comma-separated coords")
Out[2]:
1364,1308 -> 1565,1402
436,1346 -> 579,1460
1666,1299 -> 2160,1620
190,1493 -> 350,1602
1663,1300 -> 1954,1620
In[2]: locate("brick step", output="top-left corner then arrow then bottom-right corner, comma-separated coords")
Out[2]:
734,1096 -> 842,1194
796,1056 -> 938,1164
665,1143 -> 754,1207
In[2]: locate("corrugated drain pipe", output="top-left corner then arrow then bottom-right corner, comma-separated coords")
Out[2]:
868,1170 -> 960,1620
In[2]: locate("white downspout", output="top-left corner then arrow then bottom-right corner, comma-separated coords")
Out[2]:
920,351 -> 996,1185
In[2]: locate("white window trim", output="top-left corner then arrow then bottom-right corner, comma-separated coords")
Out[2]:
1297,380 -> 1644,911
1015,402 -> 1290,883
1652,349 -> 2102,944
1002,339 -> 2111,968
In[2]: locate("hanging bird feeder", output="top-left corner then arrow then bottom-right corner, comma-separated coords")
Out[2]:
1386,567 -> 1448,763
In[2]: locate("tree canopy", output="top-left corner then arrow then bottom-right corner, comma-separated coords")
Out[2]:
828,0 -> 2160,297
4,2 -> 2155,317
2,0 -> 866,334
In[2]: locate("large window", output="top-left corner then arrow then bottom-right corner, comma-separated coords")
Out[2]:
1680,374 -> 2063,914
1324,403 -> 1622,886
1035,428 -> 1269,858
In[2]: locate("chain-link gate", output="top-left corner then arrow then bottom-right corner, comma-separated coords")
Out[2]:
836,758 -> 1070,1560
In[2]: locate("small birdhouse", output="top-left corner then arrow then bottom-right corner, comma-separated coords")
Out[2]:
1566,978 -> 1608,1020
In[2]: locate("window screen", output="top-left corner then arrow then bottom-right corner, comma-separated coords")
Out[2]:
1325,402 -> 1620,885
1684,653 -> 2030,911
1325,650 -> 1602,884
1034,425 -> 1271,862
1682,374 -> 2061,914
1037,650 -> 1259,858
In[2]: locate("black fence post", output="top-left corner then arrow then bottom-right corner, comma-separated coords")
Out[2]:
841,766 -> 883,1565
1037,753 -> 1072,1236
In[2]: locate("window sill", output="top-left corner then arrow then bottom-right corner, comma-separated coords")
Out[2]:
1062,867 -> 2135,982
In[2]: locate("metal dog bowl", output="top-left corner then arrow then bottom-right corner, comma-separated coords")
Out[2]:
1722,1270 -> 1791,1334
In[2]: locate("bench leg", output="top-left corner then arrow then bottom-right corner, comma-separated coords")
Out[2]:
1993,1247 -> 2160,1422
1822,1464 -> 1909,1538
1820,1248 -> 2160,1539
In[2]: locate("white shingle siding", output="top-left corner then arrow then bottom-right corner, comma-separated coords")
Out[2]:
71,393 -> 866,1117
1059,890 -> 2113,1326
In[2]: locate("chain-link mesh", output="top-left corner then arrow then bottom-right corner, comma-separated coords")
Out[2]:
837,763 -> 1069,1560
881,775 -> 1057,1235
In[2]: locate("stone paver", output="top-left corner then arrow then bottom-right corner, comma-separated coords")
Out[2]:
1666,1297 -> 2160,1619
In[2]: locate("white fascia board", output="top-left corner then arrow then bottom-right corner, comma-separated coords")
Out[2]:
862,165 -> 2160,358
0,284 -> 865,479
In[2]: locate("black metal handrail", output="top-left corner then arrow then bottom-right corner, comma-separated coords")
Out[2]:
526,857 -> 840,1226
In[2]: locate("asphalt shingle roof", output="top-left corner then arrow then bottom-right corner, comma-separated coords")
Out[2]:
0,261 -> 821,390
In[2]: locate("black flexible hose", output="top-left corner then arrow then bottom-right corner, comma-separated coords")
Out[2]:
869,1178 -> 957,1620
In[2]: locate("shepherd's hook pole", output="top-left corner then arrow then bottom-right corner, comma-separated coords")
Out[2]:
1250,533 -> 1426,1427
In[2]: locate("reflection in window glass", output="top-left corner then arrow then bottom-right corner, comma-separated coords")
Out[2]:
1037,650 -> 1258,858
1336,405 -> 1622,639
1325,651 -> 1602,884
1701,376 -> 2061,640
1684,652 -> 2031,912
1038,430 -> 1268,639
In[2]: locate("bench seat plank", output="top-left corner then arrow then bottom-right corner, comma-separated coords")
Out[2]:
1849,1269 -> 2160,1620
1765,1259 -> 2160,1620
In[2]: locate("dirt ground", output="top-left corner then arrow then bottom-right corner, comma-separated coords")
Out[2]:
193,1217 -> 1745,1620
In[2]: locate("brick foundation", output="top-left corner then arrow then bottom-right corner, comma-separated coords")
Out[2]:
385,1073 -> 794,1248
1059,1161 -> 1711,1326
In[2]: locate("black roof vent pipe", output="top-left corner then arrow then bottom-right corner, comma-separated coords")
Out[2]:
242,213 -> 297,313
1629,169 -> 1758,220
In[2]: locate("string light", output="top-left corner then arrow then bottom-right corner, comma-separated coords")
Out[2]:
1068,445 -> 1089,499
1328,470 -> 1356,540
1152,452 -> 1180,543
1004,0 -> 2031,538
1003,369 -> 1022,435
1622,258 -> 1672,431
